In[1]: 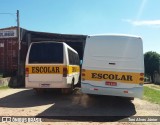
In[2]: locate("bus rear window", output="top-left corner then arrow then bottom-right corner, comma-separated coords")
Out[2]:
29,42 -> 63,64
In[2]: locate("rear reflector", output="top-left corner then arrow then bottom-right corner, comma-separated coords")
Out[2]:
94,88 -> 98,91
124,90 -> 128,93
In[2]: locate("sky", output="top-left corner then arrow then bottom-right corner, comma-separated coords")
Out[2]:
0,0 -> 160,53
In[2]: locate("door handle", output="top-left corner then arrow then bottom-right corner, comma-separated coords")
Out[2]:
109,63 -> 116,65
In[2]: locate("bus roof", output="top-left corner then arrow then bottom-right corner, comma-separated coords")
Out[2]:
88,34 -> 141,39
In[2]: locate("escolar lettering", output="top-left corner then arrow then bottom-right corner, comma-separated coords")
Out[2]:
32,67 -> 60,73
91,73 -> 133,81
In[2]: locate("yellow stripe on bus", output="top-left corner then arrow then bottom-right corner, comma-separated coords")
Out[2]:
26,65 -> 80,74
82,69 -> 143,84
68,66 -> 80,74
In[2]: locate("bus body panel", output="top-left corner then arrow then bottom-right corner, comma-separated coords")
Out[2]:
81,35 -> 144,98
81,82 -> 143,98
25,41 -> 80,89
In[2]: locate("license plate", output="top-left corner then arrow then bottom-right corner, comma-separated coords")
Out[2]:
40,84 -> 50,88
105,82 -> 117,86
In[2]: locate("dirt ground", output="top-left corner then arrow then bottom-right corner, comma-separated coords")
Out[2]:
0,88 -> 160,125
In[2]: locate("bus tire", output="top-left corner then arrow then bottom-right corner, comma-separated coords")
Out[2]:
71,79 -> 74,91
68,79 -> 75,94
61,79 -> 75,94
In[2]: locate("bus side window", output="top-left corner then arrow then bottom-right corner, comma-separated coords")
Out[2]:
68,48 -> 79,65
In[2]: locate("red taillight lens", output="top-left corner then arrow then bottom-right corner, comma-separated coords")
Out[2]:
63,67 -> 68,77
82,73 -> 85,76
81,69 -> 85,77
139,73 -> 144,82
25,68 -> 29,77
139,77 -> 144,81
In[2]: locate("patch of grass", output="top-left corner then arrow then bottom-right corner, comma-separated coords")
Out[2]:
143,86 -> 160,104
0,86 -> 9,89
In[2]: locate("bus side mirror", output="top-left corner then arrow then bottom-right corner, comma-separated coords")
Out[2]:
80,60 -> 83,65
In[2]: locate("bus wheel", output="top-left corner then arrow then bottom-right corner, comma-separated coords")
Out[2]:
61,79 -> 74,94
69,79 -> 75,94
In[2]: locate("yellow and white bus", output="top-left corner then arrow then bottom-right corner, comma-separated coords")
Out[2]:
25,41 -> 80,93
81,35 -> 144,99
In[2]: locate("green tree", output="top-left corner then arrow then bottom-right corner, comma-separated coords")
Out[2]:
144,51 -> 160,83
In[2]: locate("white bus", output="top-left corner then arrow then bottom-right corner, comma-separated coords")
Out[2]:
81,35 -> 144,99
25,41 -> 80,93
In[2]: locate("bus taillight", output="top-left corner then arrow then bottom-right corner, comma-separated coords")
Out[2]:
63,67 -> 68,77
82,73 -> 85,76
139,72 -> 144,81
140,73 -> 144,76
139,77 -> 144,81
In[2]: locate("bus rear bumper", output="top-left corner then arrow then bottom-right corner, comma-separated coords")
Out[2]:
25,81 -> 72,89
81,82 -> 143,98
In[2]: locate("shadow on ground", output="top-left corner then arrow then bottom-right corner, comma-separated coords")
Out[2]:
0,89 -> 59,108
37,89 -> 136,122
0,88 -> 136,122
